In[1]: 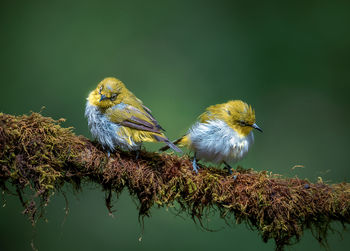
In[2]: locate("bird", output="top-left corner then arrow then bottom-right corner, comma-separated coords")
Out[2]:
160,100 -> 262,173
85,77 -> 181,155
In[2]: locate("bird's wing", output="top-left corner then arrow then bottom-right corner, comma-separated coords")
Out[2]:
106,103 -> 163,134
142,104 -> 165,131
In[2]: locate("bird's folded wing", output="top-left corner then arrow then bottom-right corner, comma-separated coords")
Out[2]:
106,104 -> 163,134
142,104 -> 165,131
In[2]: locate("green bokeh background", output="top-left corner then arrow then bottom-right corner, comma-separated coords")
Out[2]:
1,0 -> 350,250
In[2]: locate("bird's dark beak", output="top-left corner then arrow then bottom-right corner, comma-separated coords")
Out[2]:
99,94 -> 108,102
251,123 -> 263,132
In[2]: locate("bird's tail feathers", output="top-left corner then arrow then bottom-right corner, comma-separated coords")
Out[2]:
158,135 -> 187,152
154,135 -> 182,153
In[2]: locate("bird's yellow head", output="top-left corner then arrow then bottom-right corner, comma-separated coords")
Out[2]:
225,100 -> 263,136
201,100 -> 262,137
87,77 -> 129,109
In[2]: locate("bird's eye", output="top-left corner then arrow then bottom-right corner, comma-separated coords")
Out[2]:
98,86 -> 103,94
110,93 -> 118,101
238,120 -> 247,126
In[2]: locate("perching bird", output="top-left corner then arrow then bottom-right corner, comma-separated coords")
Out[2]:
160,100 -> 262,173
85,77 -> 181,154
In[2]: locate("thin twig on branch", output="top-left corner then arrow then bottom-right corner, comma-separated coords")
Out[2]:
0,112 -> 349,250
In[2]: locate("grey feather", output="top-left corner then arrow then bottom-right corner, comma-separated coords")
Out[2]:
85,102 -> 140,151
188,119 -> 254,164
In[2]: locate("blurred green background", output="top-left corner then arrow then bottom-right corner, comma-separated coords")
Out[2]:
1,0 -> 350,250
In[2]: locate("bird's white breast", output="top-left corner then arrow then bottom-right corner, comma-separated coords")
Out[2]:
188,119 -> 254,164
85,102 -> 140,151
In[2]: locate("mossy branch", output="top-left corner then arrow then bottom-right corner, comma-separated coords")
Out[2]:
0,112 -> 349,250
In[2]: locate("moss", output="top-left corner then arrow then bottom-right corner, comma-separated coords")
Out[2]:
0,112 -> 350,250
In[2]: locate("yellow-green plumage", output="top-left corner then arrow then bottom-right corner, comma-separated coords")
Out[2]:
160,100 -> 262,173
175,100 -> 257,148
85,77 -> 180,152
199,100 -> 256,137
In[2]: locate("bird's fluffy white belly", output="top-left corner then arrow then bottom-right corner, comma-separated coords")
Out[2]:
188,120 -> 254,164
85,102 -> 140,151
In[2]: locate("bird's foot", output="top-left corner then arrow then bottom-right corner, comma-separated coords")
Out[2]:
134,150 -> 141,160
192,156 -> 200,174
223,161 -> 233,175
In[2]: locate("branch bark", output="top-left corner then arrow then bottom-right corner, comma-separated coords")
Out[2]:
0,112 -> 349,250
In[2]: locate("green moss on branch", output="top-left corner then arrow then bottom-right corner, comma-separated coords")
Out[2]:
0,112 -> 349,250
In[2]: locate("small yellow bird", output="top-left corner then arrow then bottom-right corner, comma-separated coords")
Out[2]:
85,77 -> 181,154
161,100 -> 262,173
